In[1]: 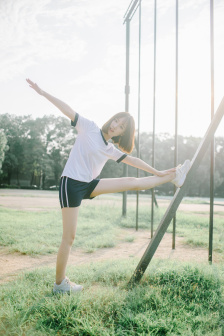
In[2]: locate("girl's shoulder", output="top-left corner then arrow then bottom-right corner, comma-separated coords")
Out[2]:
73,114 -> 99,133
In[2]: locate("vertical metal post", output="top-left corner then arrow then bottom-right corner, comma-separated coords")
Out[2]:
128,97 -> 224,286
151,0 -> 157,238
172,0 -> 178,250
123,18 -> 131,216
209,0 -> 214,263
136,1 -> 141,231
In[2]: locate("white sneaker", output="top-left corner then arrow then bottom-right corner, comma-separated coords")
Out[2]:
172,159 -> 191,188
53,276 -> 83,294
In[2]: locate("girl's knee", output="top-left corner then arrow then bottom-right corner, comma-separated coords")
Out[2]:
128,177 -> 139,190
62,233 -> 76,247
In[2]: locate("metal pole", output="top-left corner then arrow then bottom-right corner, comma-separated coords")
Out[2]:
136,1 -> 142,230
123,0 -> 139,23
128,97 -> 224,286
151,0 -> 157,238
172,0 -> 178,250
209,0 -> 214,263
123,18 -> 131,216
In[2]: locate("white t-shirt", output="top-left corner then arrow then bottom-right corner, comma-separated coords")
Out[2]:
61,114 -> 127,182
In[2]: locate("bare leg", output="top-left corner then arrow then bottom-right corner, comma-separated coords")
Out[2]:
91,172 -> 176,197
56,207 -> 79,284
55,172 -> 175,284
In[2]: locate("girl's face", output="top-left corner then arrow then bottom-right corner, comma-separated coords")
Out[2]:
108,117 -> 127,138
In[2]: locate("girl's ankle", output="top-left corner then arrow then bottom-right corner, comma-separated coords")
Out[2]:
56,277 -> 64,285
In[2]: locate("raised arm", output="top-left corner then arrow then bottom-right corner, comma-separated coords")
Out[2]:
122,156 -> 177,177
26,79 -> 76,121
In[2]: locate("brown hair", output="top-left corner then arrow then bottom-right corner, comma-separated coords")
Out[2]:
102,112 -> 135,154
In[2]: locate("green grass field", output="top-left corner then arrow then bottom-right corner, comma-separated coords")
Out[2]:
0,261 -> 223,335
0,192 -> 224,335
0,200 -> 223,257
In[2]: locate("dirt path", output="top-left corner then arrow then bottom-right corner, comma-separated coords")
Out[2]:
1,188 -> 224,212
0,230 -> 219,285
0,190 -> 223,284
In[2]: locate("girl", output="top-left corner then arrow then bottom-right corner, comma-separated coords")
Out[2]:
26,78 -> 191,293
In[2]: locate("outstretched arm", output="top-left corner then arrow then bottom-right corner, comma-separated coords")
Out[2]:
122,156 -> 177,177
26,79 -> 76,121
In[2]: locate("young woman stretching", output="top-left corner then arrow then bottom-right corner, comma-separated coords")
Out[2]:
26,78 -> 191,293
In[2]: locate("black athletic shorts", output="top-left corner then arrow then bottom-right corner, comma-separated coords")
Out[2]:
59,176 -> 100,208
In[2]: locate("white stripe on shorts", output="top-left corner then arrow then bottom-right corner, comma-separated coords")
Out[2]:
61,177 -> 64,208
65,177 -> 69,207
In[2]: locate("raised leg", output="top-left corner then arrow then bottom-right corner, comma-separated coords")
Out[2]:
90,172 -> 176,197
56,207 -> 79,284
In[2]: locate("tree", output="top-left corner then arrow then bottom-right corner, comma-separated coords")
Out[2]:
0,114 -> 26,185
45,116 -> 75,187
0,112 -> 223,195
0,130 -> 8,174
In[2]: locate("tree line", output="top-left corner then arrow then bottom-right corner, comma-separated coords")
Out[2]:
0,113 -> 223,197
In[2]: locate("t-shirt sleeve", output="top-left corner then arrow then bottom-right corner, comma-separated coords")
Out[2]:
109,145 -> 127,163
71,113 -> 97,133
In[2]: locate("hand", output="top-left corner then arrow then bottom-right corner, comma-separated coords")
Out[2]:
26,78 -> 43,95
156,167 -> 178,177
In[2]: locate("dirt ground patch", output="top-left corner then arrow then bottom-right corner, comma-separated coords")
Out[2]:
1,188 -> 224,213
0,189 -> 223,284
1,232 -> 218,285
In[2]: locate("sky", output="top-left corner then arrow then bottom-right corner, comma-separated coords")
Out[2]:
0,0 -> 224,138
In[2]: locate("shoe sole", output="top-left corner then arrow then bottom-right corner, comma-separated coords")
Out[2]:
53,286 -> 83,294
177,159 -> 191,187
53,288 -> 83,294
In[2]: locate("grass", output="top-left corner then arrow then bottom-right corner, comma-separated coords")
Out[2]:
0,206 -> 120,255
119,205 -> 224,257
0,198 -> 224,257
0,208 -> 62,255
168,211 -> 224,255
124,236 -> 135,243
0,259 -> 223,336
0,192 -> 224,335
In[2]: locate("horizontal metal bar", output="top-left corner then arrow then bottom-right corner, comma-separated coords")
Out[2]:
123,0 -> 140,23
123,0 -> 136,19
129,2 -> 140,21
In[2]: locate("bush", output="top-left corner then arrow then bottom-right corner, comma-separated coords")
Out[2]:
0,184 -> 20,189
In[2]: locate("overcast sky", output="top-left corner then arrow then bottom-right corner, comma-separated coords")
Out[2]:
0,0 -> 224,137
